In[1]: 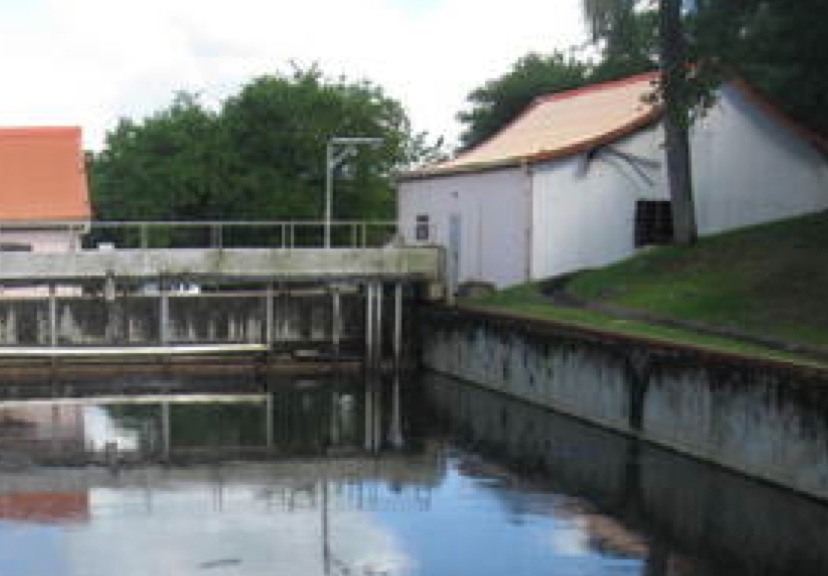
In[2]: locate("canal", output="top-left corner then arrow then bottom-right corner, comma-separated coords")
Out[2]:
0,369 -> 825,575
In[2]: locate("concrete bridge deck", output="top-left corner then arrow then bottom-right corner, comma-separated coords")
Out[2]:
0,221 -> 443,359
0,247 -> 442,284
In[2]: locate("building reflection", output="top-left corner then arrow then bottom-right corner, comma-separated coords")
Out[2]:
1,372 -> 825,575
0,375 -> 439,538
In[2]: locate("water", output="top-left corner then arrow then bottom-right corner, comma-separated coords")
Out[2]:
0,370 -> 826,575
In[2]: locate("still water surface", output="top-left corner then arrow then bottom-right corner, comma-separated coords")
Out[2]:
0,371 -> 825,575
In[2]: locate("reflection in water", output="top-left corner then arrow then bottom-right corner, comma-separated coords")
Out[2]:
422,372 -> 828,576
0,371 -> 824,575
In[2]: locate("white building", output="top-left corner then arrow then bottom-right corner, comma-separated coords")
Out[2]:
0,126 -> 91,252
397,72 -> 828,290
0,127 -> 91,296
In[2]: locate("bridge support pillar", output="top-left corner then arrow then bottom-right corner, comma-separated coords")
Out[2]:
331,285 -> 342,359
161,401 -> 171,459
264,283 -> 274,345
364,281 -> 384,453
159,280 -> 169,345
393,282 -> 402,373
48,283 -> 57,348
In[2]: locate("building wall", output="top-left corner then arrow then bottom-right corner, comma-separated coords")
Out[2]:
531,83 -> 828,281
691,85 -> 828,234
530,126 -> 666,280
0,228 -> 85,297
398,83 -> 828,289
398,168 -> 529,289
0,228 -> 82,253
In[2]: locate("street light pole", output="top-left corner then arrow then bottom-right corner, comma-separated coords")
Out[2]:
324,136 -> 382,248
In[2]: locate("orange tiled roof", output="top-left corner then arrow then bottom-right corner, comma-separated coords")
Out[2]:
0,127 -> 91,222
403,72 -> 662,180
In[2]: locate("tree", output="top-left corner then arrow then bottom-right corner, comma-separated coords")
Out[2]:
692,0 -> 828,137
658,0 -> 697,245
583,0 -> 658,76
90,66 -> 440,226
456,52 -> 591,151
220,67 -> 405,221
582,0 -> 697,245
90,92 -> 228,222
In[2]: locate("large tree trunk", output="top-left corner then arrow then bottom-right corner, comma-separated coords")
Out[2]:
660,0 -> 697,245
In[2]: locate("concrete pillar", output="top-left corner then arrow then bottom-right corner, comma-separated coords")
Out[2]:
393,282 -> 403,373
159,279 -> 169,345
364,282 -> 375,373
331,285 -> 341,359
161,402 -> 171,460
265,283 -> 274,345
374,282 -> 383,374
48,283 -> 57,348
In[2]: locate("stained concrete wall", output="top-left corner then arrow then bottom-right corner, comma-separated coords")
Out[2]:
421,307 -> 828,502
0,292 -> 364,347
424,372 -> 828,575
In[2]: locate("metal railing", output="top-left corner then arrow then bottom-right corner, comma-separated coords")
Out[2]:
0,220 -> 399,251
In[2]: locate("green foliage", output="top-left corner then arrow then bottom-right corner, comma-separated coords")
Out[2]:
693,0 -> 828,136
90,66 -> 443,223
91,92 -> 226,221
584,0 -> 658,76
581,0 -> 828,137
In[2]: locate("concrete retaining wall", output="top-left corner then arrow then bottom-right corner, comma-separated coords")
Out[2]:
424,372 -> 828,574
421,307 -> 828,502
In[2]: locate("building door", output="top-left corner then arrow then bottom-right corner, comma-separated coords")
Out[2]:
448,213 -> 461,294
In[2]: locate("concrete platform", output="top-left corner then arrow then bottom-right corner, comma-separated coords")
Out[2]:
0,247 -> 443,284
0,344 -> 269,358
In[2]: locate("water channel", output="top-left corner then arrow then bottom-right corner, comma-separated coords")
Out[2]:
0,368 -> 825,575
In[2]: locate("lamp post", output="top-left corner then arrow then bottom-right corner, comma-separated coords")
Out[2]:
324,136 -> 382,248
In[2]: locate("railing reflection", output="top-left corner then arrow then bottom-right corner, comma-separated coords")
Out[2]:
0,375 -> 428,471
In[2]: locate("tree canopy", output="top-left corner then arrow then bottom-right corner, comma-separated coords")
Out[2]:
458,2 -> 828,154
90,67 -> 440,222
692,0 -> 828,136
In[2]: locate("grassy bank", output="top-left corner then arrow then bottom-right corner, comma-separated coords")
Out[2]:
469,210 -> 828,367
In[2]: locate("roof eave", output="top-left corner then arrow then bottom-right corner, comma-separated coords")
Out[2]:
398,108 -> 663,183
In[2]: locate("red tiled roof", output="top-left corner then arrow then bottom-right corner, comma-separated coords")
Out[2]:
402,72 -> 662,180
402,71 -> 828,182
0,127 -> 91,222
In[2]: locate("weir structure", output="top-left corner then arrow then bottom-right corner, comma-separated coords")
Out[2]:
0,220 -> 443,372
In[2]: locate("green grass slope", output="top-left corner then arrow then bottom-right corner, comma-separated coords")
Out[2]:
566,210 -> 828,350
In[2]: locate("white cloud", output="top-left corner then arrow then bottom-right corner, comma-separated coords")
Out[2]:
0,0 -> 587,149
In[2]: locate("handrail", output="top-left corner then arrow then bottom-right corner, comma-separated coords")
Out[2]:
0,220 -> 398,251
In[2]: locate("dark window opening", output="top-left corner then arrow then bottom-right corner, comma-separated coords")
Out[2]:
0,242 -> 32,252
415,214 -> 430,241
635,200 -> 673,247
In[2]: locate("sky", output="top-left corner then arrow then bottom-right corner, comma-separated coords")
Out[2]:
0,0 -> 588,151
